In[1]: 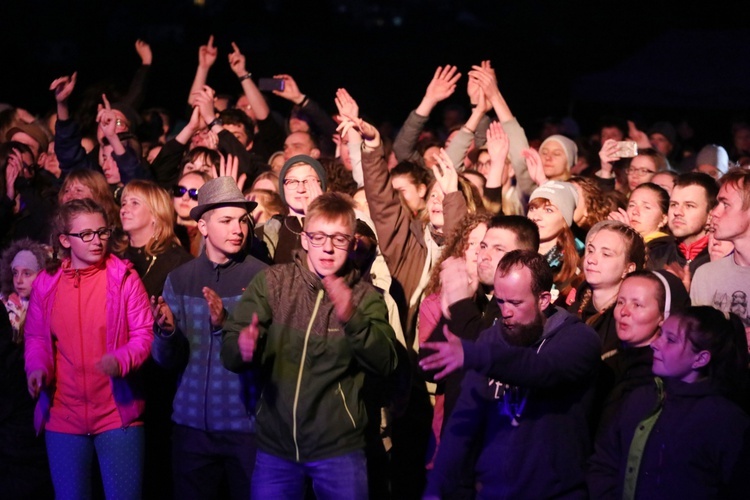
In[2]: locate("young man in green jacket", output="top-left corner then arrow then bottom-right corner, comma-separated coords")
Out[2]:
222,192 -> 398,498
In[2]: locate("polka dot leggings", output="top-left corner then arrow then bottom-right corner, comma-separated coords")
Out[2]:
45,427 -> 144,500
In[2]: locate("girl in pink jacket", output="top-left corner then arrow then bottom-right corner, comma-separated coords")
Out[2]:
24,198 -> 153,500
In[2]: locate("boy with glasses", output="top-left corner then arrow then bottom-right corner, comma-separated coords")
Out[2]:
222,192 -> 398,499
259,154 -> 328,264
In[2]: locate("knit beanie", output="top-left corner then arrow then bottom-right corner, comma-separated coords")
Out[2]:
529,181 -> 579,227
540,135 -> 578,168
278,154 -> 328,205
695,144 -> 730,175
647,121 -> 677,147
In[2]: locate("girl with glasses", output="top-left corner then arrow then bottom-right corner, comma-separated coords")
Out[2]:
24,198 -> 153,499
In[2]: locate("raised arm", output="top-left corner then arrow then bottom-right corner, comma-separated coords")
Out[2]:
228,42 -> 269,121
335,88 -> 364,187
393,65 -> 462,163
470,62 -> 536,196
187,35 -> 218,107
273,73 -> 337,154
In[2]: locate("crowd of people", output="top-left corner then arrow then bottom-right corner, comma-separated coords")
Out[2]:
1,36 -> 750,499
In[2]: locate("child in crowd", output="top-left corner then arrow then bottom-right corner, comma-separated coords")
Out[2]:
24,198 -> 153,499
222,192 -> 398,499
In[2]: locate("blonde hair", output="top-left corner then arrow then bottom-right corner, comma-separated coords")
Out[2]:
114,180 -> 181,256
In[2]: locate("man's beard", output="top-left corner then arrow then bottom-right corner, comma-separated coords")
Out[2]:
501,312 -> 544,347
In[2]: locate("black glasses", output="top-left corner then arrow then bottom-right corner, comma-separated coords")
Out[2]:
283,178 -> 321,190
304,232 -> 352,249
173,185 -> 199,200
66,228 -> 113,242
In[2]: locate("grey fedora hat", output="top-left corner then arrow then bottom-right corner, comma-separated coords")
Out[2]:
189,176 -> 257,221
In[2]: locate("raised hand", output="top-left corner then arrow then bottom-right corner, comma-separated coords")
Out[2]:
598,139 -> 619,177
198,35 -> 218,69
228,42 -> 248,77
135,39 -> 152,65
218,153 -> 247,192
424,65 -> 462,105
627,121 -> 651,150
203,287 -> 226,330
193,85 -> 218,125
521,148 -> 549,187
607,207 -> 631,225
337,115 -> 380,148
322,275 -> 354,323
419,325 -> 465,380
49,73 -> 77,103
151,295 -> 175,333
272,74 -> 304,104
432,148 -> 458,194
440,257 -> 476,313
335,88 -> 359,121
486,121 -> 511,186
96,94 -> 119,139
238,313 -> 260,362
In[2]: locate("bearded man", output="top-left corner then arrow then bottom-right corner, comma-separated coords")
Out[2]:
420,250 -> 601,499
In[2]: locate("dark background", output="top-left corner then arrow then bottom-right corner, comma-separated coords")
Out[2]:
2,0 -> 749,144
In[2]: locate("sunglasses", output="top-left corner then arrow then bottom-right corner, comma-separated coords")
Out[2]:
173,185 -> 199,201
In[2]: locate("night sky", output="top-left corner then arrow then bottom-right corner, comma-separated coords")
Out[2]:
2,0 -> 748,144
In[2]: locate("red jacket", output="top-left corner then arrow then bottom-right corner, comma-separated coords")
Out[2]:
24,254 -> 153,433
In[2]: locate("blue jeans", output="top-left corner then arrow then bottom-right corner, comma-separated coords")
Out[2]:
45,427 -> 144,500
252,449 -> 368,500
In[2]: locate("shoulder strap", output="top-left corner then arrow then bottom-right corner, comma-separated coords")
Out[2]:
622,377 -> 665,500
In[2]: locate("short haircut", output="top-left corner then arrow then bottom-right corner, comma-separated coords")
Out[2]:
220,108 -> 256,144
674,172 -> 720,211
718,167 -> 750,210
586,220 -> 646,270
496,249 -> 553,297
599,116 -> 628,138
487,215 -> 540,252
304,192 -> 356,235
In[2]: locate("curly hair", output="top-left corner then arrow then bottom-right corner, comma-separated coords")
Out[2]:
424,212 -> 492,297
569,176 -> 611,231
0,238 -> 50,297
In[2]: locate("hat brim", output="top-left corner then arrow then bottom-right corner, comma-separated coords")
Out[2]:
189,200 -> 258,221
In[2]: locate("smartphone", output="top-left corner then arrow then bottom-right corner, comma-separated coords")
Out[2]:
615,140 -> 638,158
258,77 -> 285,92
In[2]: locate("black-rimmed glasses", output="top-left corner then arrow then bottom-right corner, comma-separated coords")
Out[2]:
66,228 -> 113,242
304,231 -> 352,249
173,185 -> 199,200
284,178 -> 321,190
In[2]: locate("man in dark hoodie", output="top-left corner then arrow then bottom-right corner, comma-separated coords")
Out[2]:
420,250 -> 601,499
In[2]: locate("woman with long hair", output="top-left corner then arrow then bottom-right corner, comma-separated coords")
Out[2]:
24,198 -> 152,499
568,220 -> 646,354
589,306 -> 750,499
116,180 -> 192,298
527,181 -> 584,302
